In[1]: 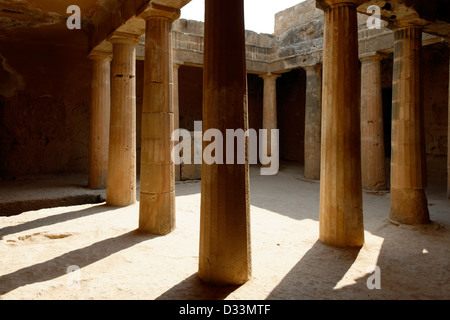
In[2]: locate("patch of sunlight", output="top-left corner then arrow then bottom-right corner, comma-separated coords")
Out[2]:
333,230 -> 385,291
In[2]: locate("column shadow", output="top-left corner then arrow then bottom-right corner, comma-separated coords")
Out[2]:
156,274 -> 242,300
349,221 -> 450,299
0,230 -> 155,296
0,204 -> 116,239
0,194 -> 106,217
267,241 -> 361,300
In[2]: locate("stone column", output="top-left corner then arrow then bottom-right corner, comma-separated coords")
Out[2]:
360,53 -> 387,191
106,32 -> 139,206
448,55 -> 450,200
317,0 -> 364,247
88,51 -> 111,190
139,7 -> 180,235
390,26 -> 430,224
173,63 -> 181,181
304,64 -> 322,181
199,0 -> 251,285
260,73 -> 280,158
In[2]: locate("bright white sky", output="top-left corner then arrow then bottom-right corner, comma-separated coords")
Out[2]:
180,0 -> 306,34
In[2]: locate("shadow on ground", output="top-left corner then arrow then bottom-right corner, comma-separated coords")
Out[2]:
0,230 -> 155,296
0,204 -> 114,239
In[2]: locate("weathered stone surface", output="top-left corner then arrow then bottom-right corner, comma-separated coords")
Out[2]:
390,26 -> 430,224
139,190 -> 175,235
390,187 -> 430,224
260,73 -> 280,158
319,2 -> 364,247
0,31 -> 91,180
422,44 -> 449,184
180,132 -> 201,180
275,0 -> 324,35
88,52 -> 111,190
139,12 -> 177,235
173,63 -> 181,181
360,53 -> 387,191
106,33 -> 139,207
304,64 -> 322,181
199,0 -> 251,285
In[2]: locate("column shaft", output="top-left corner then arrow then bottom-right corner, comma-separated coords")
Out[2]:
319,2 -> 364,247
390,26 -> 430,224
360,54 -> 387,191
106,34 -> 139,206
199,0 -> 251,285
88,52 -> 111,189
173,63 -> 181,181
261,73 -> 279,157
139,12 -> 178,235
448,56 -> 450,199
304,64 -> 322,180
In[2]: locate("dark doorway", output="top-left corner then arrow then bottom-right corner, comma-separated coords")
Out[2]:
276,69 -> 306,164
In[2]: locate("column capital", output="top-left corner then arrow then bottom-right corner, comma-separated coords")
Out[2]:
259,73 -> 281,81
173,61 -> 183,69
393,25 -> 424,41
359,52 -> 384,62
88,50 -> 112,61
107,32 -> 141,45
303,64 -> 322,74
316,0 -> 367,11
140,3 -> 180,21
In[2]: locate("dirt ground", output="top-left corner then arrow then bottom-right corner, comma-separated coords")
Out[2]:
1,162 -> 449,300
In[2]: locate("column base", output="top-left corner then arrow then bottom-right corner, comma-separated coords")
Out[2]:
319,200 -> 364,247
106,190 -> 136,207
304,172 -> 320,181
139,191 -> 175,235
88,181 -> 107,191
362,181 -> 388,192
198,266 -> 251,286
390,187 -> 430,225
319,208 -> 364,248
319,233 -> 364,248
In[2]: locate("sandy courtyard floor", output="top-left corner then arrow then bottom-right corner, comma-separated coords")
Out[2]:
1,162 -> 449,300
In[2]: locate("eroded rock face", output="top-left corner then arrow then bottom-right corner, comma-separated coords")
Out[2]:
0,54 -> 25,98
0,26 -> 90,180
0,0 -> 117,31
0,94 -> 69,176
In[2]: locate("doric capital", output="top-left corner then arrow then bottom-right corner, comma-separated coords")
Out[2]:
316,0 -> 367,11
359,52 -> 384,63
259,73 -> 281,81
303,63 -> 322,75
140,3 -> 181,21
88,50 -> 112,61
107,32 -> 141,45
393,25 -> 423,41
